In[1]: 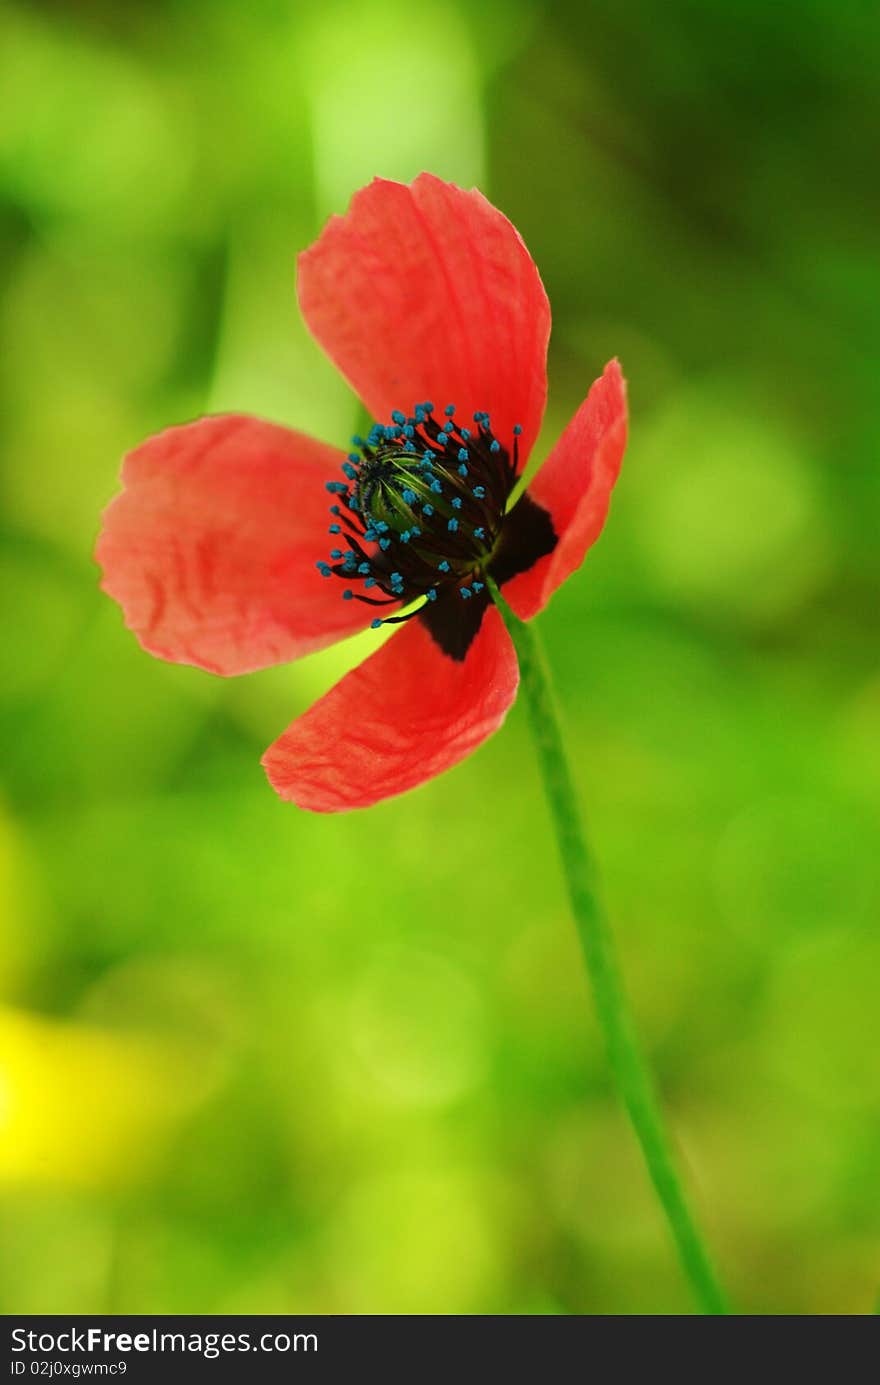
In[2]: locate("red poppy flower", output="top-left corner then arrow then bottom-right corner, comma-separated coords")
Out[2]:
97,175 -> 627,812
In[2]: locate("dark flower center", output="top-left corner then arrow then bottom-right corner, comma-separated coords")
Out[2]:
316,400 -> 556,659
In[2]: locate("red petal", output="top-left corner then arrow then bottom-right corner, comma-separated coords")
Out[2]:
97,415 -> 380,676
263,607 -> 519,811
504,361 -> 628,621
298,174 -> 550,469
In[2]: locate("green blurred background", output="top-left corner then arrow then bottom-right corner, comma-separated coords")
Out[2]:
1,0 -> 878,1315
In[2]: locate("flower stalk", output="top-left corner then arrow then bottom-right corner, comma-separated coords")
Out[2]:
489,580 -> 730,1315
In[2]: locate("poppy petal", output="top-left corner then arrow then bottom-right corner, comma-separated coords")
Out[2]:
503,360 -> 628,622
97,414 -> 382,676
298,174 -> 550,470
263,606 -> 519,811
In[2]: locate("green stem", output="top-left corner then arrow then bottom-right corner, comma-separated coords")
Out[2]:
490,582 -> 730,1315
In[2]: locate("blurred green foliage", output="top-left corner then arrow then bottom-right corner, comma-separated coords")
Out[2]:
1,0 -> 878,1315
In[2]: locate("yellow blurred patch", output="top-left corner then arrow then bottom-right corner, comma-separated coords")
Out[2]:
0,1007 -> 215,1189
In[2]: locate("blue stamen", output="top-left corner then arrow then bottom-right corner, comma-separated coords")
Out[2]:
318,397 -> 515,612
371,618 -> 383,629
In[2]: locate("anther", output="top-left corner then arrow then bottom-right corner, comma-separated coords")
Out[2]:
317,400 -> 523,629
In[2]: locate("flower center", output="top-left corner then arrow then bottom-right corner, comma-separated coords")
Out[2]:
316,401 -> 523,628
